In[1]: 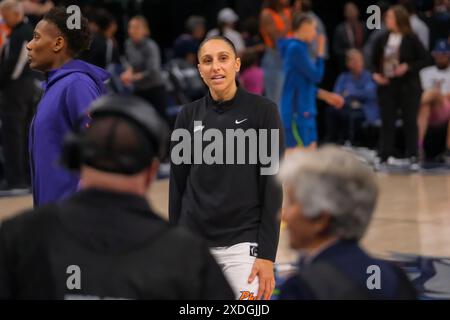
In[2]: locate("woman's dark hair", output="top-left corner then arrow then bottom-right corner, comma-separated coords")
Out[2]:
43,6 -> 92,57
389,5 -> 413,35
198,35 -> 237,58
292,13 -> 314,31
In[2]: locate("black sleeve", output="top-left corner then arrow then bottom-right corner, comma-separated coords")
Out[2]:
407,35 -> 432,76
0,31 -> 28,88
257,102 -> 285,261
198,244 -> 235,300
168,107 -> 191,224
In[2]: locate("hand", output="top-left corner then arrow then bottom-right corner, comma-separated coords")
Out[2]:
132,72 -> 144,82
248,258 -> 275,300
120,69 -> 133,86
373,73 -> 389,86
325,93 -> 345,109
393,63 -> 409,77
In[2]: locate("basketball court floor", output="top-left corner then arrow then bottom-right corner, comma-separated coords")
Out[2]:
1,172 -> 449,298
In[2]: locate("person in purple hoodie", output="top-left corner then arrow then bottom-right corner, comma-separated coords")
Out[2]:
26,7 -> 110,206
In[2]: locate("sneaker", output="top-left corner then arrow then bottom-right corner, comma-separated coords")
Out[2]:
408,157 -> 421,171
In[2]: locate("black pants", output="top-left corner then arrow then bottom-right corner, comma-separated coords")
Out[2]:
377,82 -> 421,159
0,78 -> 40,187
135,85 -> 171,126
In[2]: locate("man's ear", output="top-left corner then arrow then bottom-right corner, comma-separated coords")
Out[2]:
145,159 -> 160,186
53,35 -> 65,53
313,213 -> 333,236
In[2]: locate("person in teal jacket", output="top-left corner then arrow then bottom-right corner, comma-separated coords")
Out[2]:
279,14 -> 344,149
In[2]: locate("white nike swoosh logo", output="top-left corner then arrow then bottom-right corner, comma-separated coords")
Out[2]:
235,119 -> 248,124
194,125 -> 204,133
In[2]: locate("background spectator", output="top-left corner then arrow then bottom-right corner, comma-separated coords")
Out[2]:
173,15 -> 206,65
121,15 -> 169,125
259,0 -> 291,104
239,50 -> 264,95
372,5 -> 430,166
277,146 -> 417,299
333,2 -> 366,72
279,14 -> 343,150
364,0 -> 390,71
0,0 -> 39,195
301,0 -> 329,59
418,39 -> 450,162
400,0 -> 430,50
424,0 -> 450,52
82,8 -> 119,69
327,49 -> 379,145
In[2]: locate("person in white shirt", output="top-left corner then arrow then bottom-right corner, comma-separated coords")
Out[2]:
206,7 -> 245,56
418,39 -> 450,162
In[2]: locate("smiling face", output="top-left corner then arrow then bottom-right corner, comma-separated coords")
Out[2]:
197,38 -> 240,99
26,20 -> 65,72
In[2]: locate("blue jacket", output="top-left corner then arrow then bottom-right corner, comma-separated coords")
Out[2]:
29,59 -> 109,207
279,240 -> 416,299
333,70 -> 380,124
279,38 -> 324,127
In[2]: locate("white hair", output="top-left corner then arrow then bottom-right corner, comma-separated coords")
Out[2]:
0,0 -> 24,15
278,145 -> 378,241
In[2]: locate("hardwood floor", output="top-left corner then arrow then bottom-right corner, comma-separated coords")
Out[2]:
1,174 -> 449,264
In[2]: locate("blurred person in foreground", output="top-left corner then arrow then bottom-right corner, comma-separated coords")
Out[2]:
0,95 -> 234,300
277,145 -> 417,299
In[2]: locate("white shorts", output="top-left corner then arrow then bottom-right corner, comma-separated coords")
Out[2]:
210,242 -> 259,300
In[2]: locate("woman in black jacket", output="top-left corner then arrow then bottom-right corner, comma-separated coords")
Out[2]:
372,5 -> 430,165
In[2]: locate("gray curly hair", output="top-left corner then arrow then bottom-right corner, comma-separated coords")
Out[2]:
278,145 -> 379,241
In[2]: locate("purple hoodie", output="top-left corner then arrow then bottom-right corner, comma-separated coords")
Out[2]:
29,59 -> 110,207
